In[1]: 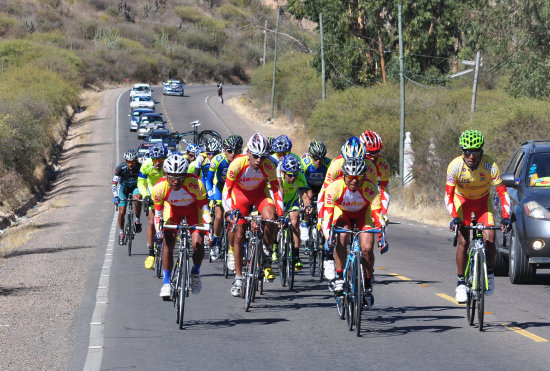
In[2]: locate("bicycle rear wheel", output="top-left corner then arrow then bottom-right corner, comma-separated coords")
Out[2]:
221,225 -> 229,278
336,294 -> 346,320
355,252 -> 363,337
155,242 -> 163,279
244,238 -> 258,312
197,130 -> 222,148
317,234 -> 325,282
477,253 -> 486,331
179,248 -> 189,329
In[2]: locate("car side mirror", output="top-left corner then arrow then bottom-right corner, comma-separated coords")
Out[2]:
502,173 -> 517,188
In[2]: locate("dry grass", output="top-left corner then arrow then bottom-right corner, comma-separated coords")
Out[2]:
51,196 -> 68,209
0,224 -> 38,260
389,182 -> 448,227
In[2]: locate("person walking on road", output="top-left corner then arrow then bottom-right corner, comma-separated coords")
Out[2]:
217,82 -> 224,104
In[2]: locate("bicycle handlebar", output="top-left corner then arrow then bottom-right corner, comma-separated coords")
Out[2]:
452,223 -> 509,247
329,225 -> 386,246
163,223 -> 210,232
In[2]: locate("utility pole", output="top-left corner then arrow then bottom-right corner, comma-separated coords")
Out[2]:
320,13 -> 326,100
398,3 -> 405,187
470,50 -> 481,118
262,19 -> 267,66
270,8 -> 280,122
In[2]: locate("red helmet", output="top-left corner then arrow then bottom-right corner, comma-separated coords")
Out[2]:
360,130 -> 383,153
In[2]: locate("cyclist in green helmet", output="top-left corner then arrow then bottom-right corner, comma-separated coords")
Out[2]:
445,129 -> 512,303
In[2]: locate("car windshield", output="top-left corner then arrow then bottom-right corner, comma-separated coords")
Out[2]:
132,110 -> 152,117
134,86 -> 150,92
134,96 -> 152,101
526,153 -> 550,187
149,132 -> 170,141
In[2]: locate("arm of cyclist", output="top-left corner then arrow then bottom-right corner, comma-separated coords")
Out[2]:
111,174 -> 120,205
266,167 -> 284,217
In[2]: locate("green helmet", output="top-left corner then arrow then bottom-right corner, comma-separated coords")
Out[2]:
459,130 -> 484,150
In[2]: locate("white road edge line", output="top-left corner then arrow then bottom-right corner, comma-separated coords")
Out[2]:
83,90 -> 123,371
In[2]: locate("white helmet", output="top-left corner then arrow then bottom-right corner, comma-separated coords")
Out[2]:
163,154 -> 189,175
247,133 -> 270,157
342,158 -> 367,176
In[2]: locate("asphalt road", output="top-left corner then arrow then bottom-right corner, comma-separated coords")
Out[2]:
79,86 -> 550,370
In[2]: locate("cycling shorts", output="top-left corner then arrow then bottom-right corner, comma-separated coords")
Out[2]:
211,186 -> 222,203
453,193 -> 494,226
162,204 -> 203,235
232,187 -> 275,225
334,207 -> 375,231
118,187 -> 140,207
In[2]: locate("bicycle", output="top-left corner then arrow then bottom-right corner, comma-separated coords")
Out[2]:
453,222 -> 507,331
163,219 -> 208,329
171,120 -> 222,149
122,196 -> 143,256
220,216 -> 231,278
302,205 -> 323,279
330,225 -> 386,337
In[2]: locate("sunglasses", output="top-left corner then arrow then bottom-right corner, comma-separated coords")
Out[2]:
206,152 -> 216,156
366,151 -> 380,157
167,174 -> 186,181
251,154 -> 267,160
463,150 -> 482,157
345,175 -> 363,181
225,148 -> 241,154
311,156 -> 324,161
152,158 -> 165,163
285,173 -> 298,178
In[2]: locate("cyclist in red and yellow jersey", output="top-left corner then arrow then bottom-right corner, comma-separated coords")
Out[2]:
152,154 -> 211,299
222,133 -> 284,297
320,158 -> 386,303
360,130 -> 391,218
445,130 -> 511,303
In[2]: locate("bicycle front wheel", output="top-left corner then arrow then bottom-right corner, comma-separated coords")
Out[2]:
221,225 -> 229,279
355,252 -> 363,337
466,253 -> 476,326
317,234 -> 325,282
126,211 -> 134,256
179,248 -> 189,329
308,227 -> 317,277
477,252 -> 486,331
345,265 -> 355,331
197,130 -> 222,148
286,229 -> 295,290
155,242 -> 163,279
244,239 -> 258,312
277,230 -> 287,287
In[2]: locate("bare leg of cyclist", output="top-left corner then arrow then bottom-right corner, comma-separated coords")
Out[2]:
233,224 -> 246,277
261,205 -> 276,281
191,232 -> 205,266
289,210 -> 302,269
359,232 -> 375,278
144,209 -> 156,269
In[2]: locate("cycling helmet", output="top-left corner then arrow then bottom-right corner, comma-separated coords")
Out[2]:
163,154 -> 189,175
124,149 -> 138,162
204,137 -> 222,153
360,130 -> 383,153
459,130 -> 484,150
308,140 -> 327,158
247,133 -> 270,157
223,135 -> 243,151
281,154 -> 301,174
341,136 -> 365,160
186,143 -> 199,154
272,135 -> 292,153
342,158 -> 368,176
149,143 -> 167,159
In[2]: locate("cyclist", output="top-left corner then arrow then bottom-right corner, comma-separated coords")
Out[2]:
152,154 -> 211,298
445,130 -> 511,303
189,138 -> 222,183
321,158 -> 385,303
138,143 -> 168,269
278,154 -> 312,270
183,143 -> 199,163
360,130 -> 391,218
222,133 -> 283,297
206,134 -> 243,260
112,149 -> 142,245
301,140 -> 332,200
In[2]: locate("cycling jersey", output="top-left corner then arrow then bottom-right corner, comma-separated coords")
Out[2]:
369,155 -> 391,215
206,153 -> 230,203
300,154 -> 332,194
320,178 -> 382,239
112,162 -> 140,197
222,154 -> 283,217
151,173 -> 211,231
282,172 -> 309,211
137,158 -> 164,197
445,154 -> 511,222
188,152 -> 212,183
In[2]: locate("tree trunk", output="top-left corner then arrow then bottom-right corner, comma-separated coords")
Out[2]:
375,10 -> 386,84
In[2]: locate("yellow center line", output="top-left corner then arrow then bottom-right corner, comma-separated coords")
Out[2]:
436,293 -> 465,306
502,323 -> 549,343
160,94 -> 175,131
388,272 -> 411,281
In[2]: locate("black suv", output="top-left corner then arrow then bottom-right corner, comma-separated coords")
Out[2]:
494,140 -> 550,283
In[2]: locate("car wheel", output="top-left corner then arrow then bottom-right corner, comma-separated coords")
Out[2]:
509,222 -> 536,284
494,251 -> 508,276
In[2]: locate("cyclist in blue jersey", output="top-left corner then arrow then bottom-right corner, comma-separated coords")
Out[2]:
301,140 -> 332,199
189,138 -> 222,183
112,149 -> 143,245
206,135 -> 243,260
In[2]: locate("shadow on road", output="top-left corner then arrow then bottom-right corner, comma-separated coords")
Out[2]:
180,317 -> 289,330
0,285 -> 41,296
4,244 -> 93,259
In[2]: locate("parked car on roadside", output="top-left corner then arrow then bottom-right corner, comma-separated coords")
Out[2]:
162,79 -> 184,96
129,83 -> 152,101
130,95 -> 155,111
494,140 -> 550,283
137,113 -> 165,140
128,108 -> 154,132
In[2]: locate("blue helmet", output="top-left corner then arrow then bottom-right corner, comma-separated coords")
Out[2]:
272,135 -> 292,153
281,154 -> 301,174
186,143 -> 199,154
149,143 -> 167,159
341,136 -> 365,160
